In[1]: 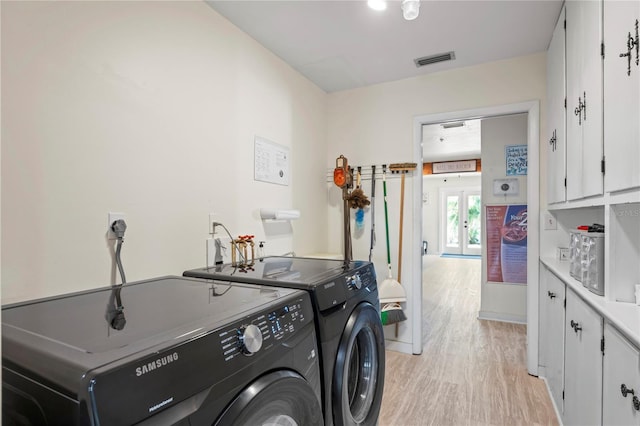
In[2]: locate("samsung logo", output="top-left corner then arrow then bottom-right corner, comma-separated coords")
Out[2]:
135,352 -> 179,377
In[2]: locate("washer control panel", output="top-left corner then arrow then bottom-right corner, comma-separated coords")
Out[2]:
346,263 -> 377,293
218,296 -> 309,362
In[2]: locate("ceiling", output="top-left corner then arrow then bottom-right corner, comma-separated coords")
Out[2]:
206,0 -> 563,93
206,0 -> 560,162
422,119 -> 481,163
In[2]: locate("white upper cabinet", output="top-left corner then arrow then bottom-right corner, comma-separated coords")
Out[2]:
547,7 -> 567,204
566,0 -> 604,201
604,0 -> 640,193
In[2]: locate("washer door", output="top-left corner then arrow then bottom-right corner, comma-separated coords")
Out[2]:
215,370 -> 323,426
332,302 -> 386,426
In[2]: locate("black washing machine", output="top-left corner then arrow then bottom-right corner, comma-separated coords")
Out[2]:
184,256 -> 385,426
2,276 -> 323,425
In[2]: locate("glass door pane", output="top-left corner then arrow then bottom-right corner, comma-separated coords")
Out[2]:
463,193 -> 482,255
445,195 -> 460,253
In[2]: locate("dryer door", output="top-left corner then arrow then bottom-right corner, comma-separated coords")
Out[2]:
215,370 -> 323,426
332,302 -> 386,426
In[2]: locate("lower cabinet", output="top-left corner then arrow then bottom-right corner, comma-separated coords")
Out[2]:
564,287 -> 603,426
540,266 -> 566,412
603,324 -> 640,425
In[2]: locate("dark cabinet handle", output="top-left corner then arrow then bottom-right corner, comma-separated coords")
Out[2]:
619,20 -> 639,76
574,94 -> 586,125
549,129 -> 557,152
548,291 -> 556,299
622,384 -> 635,397
634,396 -> 640,411
570,320 -> 582,332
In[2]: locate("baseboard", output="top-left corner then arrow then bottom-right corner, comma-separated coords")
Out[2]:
477,310 -> 526,324
384,339 -> 414,354
540,376 -> 564,425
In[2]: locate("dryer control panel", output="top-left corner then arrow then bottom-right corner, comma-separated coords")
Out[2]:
218,296 -> 311,362
314,262 -> 377,311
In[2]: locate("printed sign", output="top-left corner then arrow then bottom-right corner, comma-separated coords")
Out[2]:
506,145 -> 527,176
486,205 -> 527,284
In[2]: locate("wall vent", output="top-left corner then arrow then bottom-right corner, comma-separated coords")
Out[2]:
414,51 -> 456,68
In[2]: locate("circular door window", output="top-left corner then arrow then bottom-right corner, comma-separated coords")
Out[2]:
332,303 -> 386,426
216,370 -> 323,426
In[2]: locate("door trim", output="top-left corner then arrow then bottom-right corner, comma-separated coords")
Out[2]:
412,101 -> 540,375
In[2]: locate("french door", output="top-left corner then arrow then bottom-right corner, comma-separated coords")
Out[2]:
441,188 -> 482,255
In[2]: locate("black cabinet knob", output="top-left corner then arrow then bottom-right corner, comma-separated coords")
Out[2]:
633,396 -> 640,411
548,291 -> 556,299
621,384 -> 635,398
570,320 -> 582,333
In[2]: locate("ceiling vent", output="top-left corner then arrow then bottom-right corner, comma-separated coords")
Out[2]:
414,51 -> 456,68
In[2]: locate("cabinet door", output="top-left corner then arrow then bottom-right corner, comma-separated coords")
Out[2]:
581,0 -> 604,199
603,324 -> 640,425
564,288 -> 603,425
566,0 -> 604,201
541,267 -> 566,412
547,7 -> 567,204
566,0 -> 585,201
604,0 -> 640,193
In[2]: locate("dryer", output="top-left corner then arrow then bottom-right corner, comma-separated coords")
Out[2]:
2,276 -> 322,425
184,256 -> 385,426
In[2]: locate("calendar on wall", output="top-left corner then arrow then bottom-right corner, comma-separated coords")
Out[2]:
254,136 -> 289,186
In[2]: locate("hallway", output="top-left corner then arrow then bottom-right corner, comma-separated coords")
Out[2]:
379,256 -> 558,425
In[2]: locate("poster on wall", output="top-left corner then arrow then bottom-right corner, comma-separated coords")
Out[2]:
254,136 -> 289,186
486,205 -> 527,284
505,144 -> 527,175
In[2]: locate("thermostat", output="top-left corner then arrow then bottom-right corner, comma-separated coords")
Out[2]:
493,178 -> 519,196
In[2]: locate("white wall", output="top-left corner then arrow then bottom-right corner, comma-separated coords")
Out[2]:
480,114 -> 528,323
1,1 -> 328,303
327,53 -> 546,351
422,174 -> 482,254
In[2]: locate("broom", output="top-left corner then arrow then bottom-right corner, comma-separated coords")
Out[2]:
379,164 -> 407,326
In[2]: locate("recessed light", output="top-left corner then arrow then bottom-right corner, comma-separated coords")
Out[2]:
368,0 -> 387,11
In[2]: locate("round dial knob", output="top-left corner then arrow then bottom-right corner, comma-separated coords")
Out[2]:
239,324 -> 263,355
348,274 -> 362,290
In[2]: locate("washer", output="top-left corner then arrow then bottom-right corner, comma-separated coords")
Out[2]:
184,256 -> 385,426
2,276 -> 323,425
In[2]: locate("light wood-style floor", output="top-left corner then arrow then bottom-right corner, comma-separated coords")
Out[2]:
378,256 -> 559,426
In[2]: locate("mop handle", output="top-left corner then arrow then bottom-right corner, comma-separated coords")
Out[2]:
369,165 -> 376,262
382,168 -> 392,268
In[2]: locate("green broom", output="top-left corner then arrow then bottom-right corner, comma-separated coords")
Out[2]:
379,165 -> 407,326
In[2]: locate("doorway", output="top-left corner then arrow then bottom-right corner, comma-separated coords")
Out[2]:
441,188 -> 482,256
410,102 -> 540,374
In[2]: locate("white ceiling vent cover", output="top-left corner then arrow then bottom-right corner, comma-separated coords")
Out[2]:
414,51 -> 456,68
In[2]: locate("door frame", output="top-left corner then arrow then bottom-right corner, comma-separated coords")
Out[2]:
411,101 -> 540,375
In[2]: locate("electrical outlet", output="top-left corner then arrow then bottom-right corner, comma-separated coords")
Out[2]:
206,236 -> 233,266
543,211 -> 557,230
108,212 -> 126,240
209,213 -> 220,234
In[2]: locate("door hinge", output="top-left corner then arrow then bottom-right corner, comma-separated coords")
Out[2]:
564,19 -> 566,30
601,158 -> 606,174
601,336 -> 605,353
601,42 -> 605,59
563,390 -> 565,400
564,97 -> 567,109
564,178 -> 567,188
564,298 -> 567,308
